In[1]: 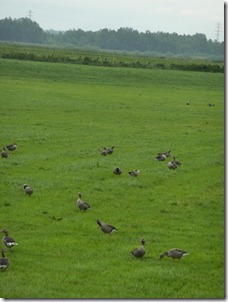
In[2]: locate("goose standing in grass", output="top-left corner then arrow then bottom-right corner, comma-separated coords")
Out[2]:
172,156 -> 182,166
167,161 -> 177,170
113,167 -> 122,175
128,170 -> 140,177
101,147 -> 108,156
4,143 -> 17,151
0,248 -> 9,271
77,192 -> 91,211
208,103 -> 215,107
163,150 -> 171,158
1,229 -> 18,250
97,219 -> 117,234
1,149 -> 8,158
186,101 -> 191,105
107,146 -> 115,154
158,248 -> 189,261
23,184 -> 33,196
131,239 -> 146,258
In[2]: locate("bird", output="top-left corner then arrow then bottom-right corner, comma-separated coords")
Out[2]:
1,229 -> 18,250
0,248 -> 9,271
172,156 -> 182,166
23,184 -> 33,196
186,101 -> 191,105
163,150 -> 171,158
107,146 -> 115,154
77,192 -> 91,211
113,167 -> 122,175
167,161 -> 177,169
128,170 -> 140,177
131,239 -> 146,258
97,219 -> 117,234
208,103 -> 215,107
158,248 -> 189,261
155,153 -> 166,161
101,147 -> 108,156
4,143 -> 17,151
1,149 -> 8,158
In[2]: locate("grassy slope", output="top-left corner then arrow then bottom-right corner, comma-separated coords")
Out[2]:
0,59 -> 224,298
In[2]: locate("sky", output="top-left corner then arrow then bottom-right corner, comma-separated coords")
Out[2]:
0,0 -> 225,41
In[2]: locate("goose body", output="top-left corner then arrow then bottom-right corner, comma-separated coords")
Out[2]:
1,229 -> 18,249
101,147 -> 108,156
77,192 -> 90,211
128,170 -> 140,177
131,239 -> 146,258
1,149 -> 8,158
97,219 -> 117,234
0,249 -> 9,271
156,153 -> 166,161
167,161 -> 177,169
23,184 -> 33,196
159,248 -> 189,260
172,157 -> 182,166
113,167 -> 122,175
107,146 -> 115,154
4,143 -> 17,151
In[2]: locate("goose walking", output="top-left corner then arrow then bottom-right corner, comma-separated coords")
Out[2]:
4,143 -> 17,151
23,184 -> 33,196
131,239 -> 146,258
1,229 -> 18,250
1,149 -> 8,158
113,167 -> 122,175
128,170 -> 140,177
97,219 -> 117,234
77,192 -> 91,211
107,146 -> 115,154
158,248 -> 189,261
0,248 -> 9,271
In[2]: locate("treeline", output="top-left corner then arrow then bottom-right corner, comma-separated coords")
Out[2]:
0,17 -> 224,58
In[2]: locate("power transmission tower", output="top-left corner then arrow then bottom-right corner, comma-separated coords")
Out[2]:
215,22 -> 222,42
27,10 -> 33,19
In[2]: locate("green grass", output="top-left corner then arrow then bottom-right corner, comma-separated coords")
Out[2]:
0,57 -> 224,298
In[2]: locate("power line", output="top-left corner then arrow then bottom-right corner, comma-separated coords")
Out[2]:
215,22 -> 223,42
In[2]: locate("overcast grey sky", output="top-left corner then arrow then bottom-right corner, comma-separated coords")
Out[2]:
0,0 -> 225,41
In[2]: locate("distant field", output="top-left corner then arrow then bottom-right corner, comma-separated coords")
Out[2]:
0,56 -> 224,298
0,42 -> 224,72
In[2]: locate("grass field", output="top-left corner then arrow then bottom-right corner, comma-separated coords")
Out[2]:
0,56 -> 224,298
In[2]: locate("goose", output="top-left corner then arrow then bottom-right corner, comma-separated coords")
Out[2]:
186,101 -> 191,105
0,248 -> 9,271
172,156 -> 182,166
107,146 -> 115,154
208,103 -> 215,107
101,147 -> 108,156
163,150 -> 171,158
4,143 -> 17,151
113,167 -> 122,175
1,149 -> 8,158
158,248 -> 189,261
128,170 -> 140,177
131,239 -> 146,258
23,184 -> 33,196
97,219 -> 117,234
1,229 -> 18,250
155,153 -> 166,161
167,161 -> 177,170
77,192 -> 90,211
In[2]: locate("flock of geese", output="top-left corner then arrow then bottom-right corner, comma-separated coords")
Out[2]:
1,143 -> 188,272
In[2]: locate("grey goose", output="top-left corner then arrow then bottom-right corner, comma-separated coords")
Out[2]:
131,239 -> 146,258
77,192 -> 91,211
0,248 -> 9,271
97,219 -> 117,234
23,184 -> 33,196
1,229 -> 18,250
159,248 -> 189,260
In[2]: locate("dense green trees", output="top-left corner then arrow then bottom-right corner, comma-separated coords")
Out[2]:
0,17 -> 224,57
